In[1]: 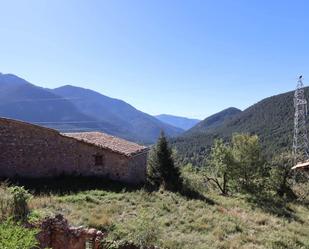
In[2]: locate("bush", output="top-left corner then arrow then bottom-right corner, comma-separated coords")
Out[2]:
0,184 -> 32,222
129,213 -> 159,248
269,151 -> 296,199
110,209 -> 160,248
0,219 -> 39,249
10,186 -> 32,221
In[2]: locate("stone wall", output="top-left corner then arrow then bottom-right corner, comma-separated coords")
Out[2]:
127,153 -> 148,184
0,118 -> 147,184
29,214 -> 105,249
29,215 -> 158,249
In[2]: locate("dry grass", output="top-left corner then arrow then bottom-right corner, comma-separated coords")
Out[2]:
28,188 -> 309,249
0,183 -> 13,221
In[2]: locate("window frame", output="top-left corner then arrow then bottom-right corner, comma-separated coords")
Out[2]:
94,154 -> 104,166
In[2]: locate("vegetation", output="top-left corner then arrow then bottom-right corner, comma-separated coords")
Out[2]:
0,219 -> 39,249
205,134 -> 268,195
0,184 -> 38,249
0,184 -> 31,222
0,130 -> 308,249
270,151 -> 296,198
147,132 -> 183,191
172,88 -> 309,165
23,171 -> 309,249
186,107 -> 241,135
204,139 -> 233,195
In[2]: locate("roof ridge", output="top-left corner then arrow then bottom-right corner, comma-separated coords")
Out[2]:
63,132 -> 148,157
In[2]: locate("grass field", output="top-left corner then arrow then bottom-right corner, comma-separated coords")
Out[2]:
27,178 -> 309,249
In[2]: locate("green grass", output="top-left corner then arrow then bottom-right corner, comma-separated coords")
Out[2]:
29,187 -> 309,249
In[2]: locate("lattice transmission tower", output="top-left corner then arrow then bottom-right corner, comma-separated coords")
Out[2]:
292,75 -> 309,163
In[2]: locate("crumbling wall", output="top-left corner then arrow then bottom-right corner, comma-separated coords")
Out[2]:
30,214 -> 105,249
29,215 -> 159,249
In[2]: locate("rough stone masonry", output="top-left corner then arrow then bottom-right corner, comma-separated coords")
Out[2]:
0,117 -> 148,184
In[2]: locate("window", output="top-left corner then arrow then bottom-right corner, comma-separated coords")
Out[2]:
94,155 -> 104,166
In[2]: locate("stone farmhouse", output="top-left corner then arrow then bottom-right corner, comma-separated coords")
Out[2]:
0,117 -> 149,184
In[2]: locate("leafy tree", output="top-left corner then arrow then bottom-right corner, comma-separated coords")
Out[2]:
231,134 -> 267,192
270,151 -> 296,199
205,139 -> 234,195
147,132 -> 182,191
205,134 -> 268,194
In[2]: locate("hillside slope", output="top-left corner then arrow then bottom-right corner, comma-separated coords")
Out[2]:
186,107 -> 241,135
155,114 -> 200,130
0,73 -> 118,133
0,73 -> 183,143
25,179 -> 309,249
172,89 -> 299,164
52,85 -> 183,144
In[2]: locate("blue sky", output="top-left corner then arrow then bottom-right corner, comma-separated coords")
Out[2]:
1,0 -> 309,119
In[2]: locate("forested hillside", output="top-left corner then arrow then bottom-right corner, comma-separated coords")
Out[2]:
186,107 -> 241,135
172,88 -> 302,165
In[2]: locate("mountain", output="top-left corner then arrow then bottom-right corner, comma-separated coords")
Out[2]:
155,114 -> 200,130
0,73 -> 183,143
52,85 -> 183,143
172,90 -> 298,165
186,107 -> 241,134
0,73 -> 120,134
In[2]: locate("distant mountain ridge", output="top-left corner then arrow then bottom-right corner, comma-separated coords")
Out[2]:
155,114 -> 200,130
172,89 -> 298,165
0,73 -> 183,144
52,85 -> 183,143
186,107 -> 242,135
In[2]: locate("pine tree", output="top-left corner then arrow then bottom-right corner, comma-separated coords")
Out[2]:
147,131 -> 182,191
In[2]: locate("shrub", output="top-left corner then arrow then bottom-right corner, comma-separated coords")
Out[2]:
10,186 -> 32,221
128,211 -> 160,248
0,184 -> 32,222
110,209 -> 161,248
269,151 -> 296,199
0,219 -> 39,249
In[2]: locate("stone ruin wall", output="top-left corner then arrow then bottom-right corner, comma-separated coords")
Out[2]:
28,214 -> 158,249
29,214 -> 105,249
0,118 -> 146,184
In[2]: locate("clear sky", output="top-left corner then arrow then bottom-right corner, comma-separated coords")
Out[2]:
1,0 -> 309,119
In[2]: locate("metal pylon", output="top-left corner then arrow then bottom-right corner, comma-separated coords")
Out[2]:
292,75 -> 309,163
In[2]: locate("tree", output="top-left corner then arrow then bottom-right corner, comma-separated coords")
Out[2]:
205,134 -> 268,195
231,134 -> 267,192
147,132 -> 182,191
270,151 -> 296,199
205,139 -> 234,195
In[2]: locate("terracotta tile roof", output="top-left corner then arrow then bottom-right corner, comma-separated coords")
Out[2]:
63,132 -> 148,157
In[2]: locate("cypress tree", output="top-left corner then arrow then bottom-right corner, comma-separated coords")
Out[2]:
147,131 -> 182,191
